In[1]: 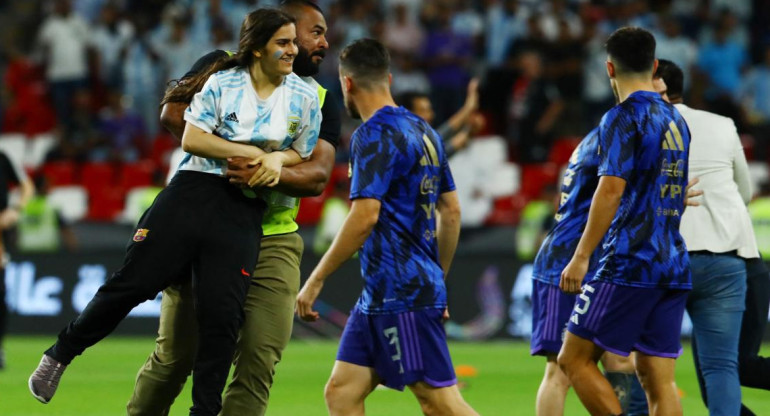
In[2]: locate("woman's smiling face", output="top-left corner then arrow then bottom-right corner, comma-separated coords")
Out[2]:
257,23 -> 298,77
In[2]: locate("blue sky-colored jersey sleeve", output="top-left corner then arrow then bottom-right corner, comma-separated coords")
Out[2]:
291,93 -> 321,159
184,74 -> 221,133
597,108 -> 636,180
349,123 -> 397,201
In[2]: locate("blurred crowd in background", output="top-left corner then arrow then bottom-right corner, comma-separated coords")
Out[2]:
0,0 -> 769,236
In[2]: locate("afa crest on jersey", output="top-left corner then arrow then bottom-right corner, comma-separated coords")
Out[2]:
287,115 -> 301,136
133,228 -> 150,242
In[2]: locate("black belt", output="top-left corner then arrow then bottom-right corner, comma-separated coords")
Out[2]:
689,250 -> 738,256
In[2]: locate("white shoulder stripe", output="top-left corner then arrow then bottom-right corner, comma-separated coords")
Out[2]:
286,76 -> 318,94
287,83 -> 318,95
286,83 -> 319,101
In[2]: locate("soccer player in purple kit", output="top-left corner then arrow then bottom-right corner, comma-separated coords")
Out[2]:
558,27 -> 692,416
295,38 -> 478,416
530,126 -> 645,415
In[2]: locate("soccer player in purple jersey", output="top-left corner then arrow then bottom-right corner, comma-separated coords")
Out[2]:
558,27 -> 692,416
530,127 -> 645,415
296,39 -> 478,416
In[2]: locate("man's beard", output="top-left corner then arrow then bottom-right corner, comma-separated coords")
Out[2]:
293,47 -> 324,76
344,94 -> 361,119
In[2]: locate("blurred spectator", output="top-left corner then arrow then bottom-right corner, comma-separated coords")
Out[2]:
74,0 -> 109,23
697,11 -> 749,100
122,15 -> 164,135
510,14 -> 549,60
484,0 -> 527,68
422,2 -> 473,124
92,89 -> 146,162
36,0 -> 93,127
17,175 -> 78,254
655,15 -> 698,91
382,0 -> 421,22
46,89 -> 99,161
336,2 -> 371,47
91,2 -> 134,89
669,0 -> 711,40
546,17 -> 583,100
538,0 -> 581,42
624,0 -> 657,30
383,2 -> 424,59
451,0 -> 484,47
159,14 -> 201,80
700,7 -> 751,49
391,53 -> 430,96
397,78 -> 481,158
712,0 -> 752,21
209,16 -> 235,51
508,49 -> 564,162
739,44 -> 770,160
1,44 -> 57,135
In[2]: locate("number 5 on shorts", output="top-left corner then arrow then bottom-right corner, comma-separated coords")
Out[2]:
570,284 -> 595,325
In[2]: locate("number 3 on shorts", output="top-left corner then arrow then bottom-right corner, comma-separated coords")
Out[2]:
383,326 -> 405,374
570,284 -> 596,325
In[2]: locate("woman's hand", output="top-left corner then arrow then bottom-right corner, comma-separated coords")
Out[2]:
248,152 -> 284,188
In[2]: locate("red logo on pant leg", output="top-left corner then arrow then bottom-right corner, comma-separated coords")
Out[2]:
241,268 -> 250,277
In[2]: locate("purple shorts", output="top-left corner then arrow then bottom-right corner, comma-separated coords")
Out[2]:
337,307 -> 457,391
531,280 -> 577,356
567,280 -> 689,358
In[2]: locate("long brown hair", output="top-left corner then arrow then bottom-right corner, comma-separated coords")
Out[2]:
161,8 -> 296,105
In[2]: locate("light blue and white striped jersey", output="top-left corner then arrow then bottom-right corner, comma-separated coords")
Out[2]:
181,67 -> 321,176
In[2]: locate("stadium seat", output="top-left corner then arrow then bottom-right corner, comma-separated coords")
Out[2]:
295,195 -> 325,225
119,160 -> 157,190
80,162 -> 117,194
48,185 -> 88,223
519,163 -> 560,199
26,133 -> 57,169
150,133 -> 179,169
485,193 -> 529,226
0,133 -> 28,169
467,135 -> 508,166
483,162 -> 519,198
87,187 -> 126,221
117,186 -> 161,225
548,136 -> 582,165
40,161 -> 77,186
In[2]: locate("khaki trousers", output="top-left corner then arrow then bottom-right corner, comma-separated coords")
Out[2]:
126,232 -> 303,416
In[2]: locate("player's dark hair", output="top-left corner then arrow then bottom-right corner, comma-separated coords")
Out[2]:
279,0 -> 323,15
395,91 -> 429,111
605,27 -> 656,74
162,8 -> 295,104
655,58 -> 684,101
339,38 -> 390,90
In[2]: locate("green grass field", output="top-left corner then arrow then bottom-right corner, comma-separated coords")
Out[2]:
2,336 -> 768,415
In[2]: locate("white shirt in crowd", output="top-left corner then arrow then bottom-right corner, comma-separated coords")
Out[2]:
678,103 -> 759,258
37,13 -> 91,81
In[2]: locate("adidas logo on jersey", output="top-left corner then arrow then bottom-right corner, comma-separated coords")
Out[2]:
225,112 -> 239,123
